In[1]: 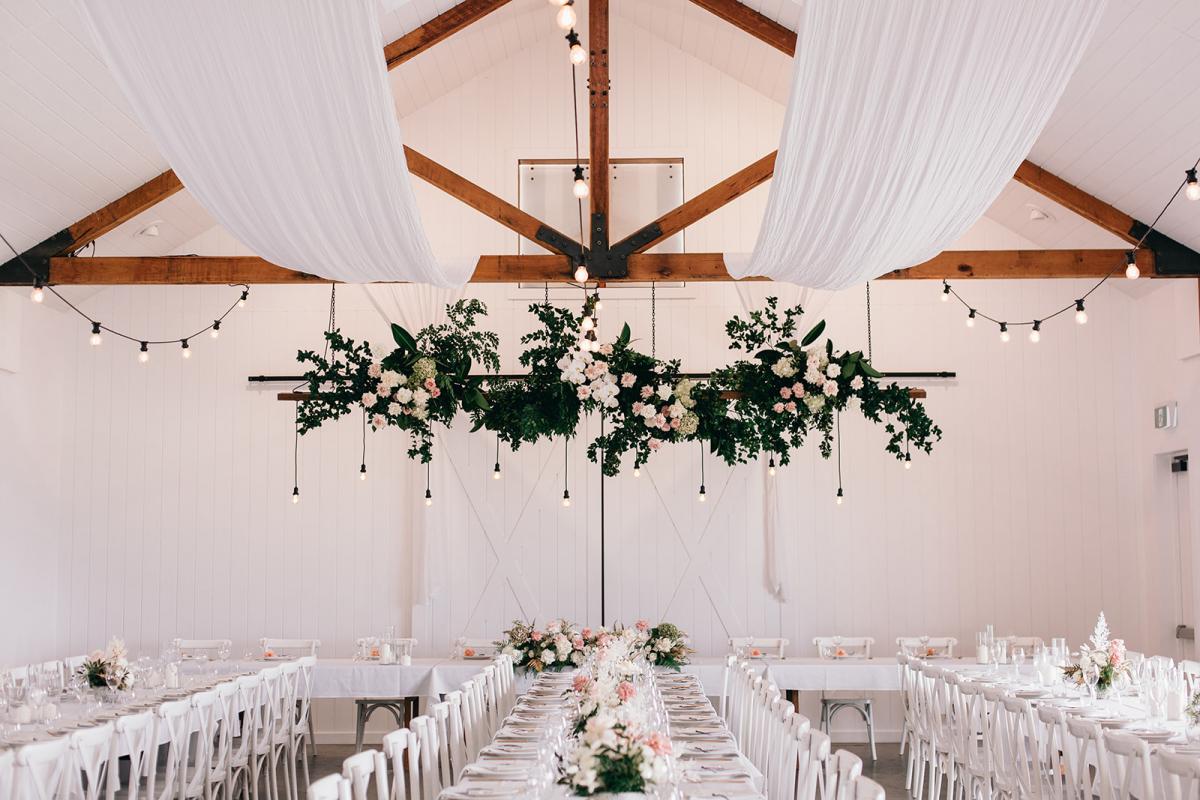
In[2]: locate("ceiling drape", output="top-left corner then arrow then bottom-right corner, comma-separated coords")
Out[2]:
78,0 -> 470,286
729,0 -> 1105,288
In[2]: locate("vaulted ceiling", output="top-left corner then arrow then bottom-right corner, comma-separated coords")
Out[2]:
0,0 -> 1196,264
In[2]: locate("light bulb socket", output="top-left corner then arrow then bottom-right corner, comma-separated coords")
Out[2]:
999,322 -> 1008,333
562,489 -> 570,500
836,487 -> 844,501
181,339 -> 189,350
360,463 -> 367,475
91,322 -> 101,335
240,290 -> 249,303
212,320 -> 221,332
1187,168 -> 1199,193
565,30 -> 581,48
292,486 -> 300,502
139,341 -> 149,353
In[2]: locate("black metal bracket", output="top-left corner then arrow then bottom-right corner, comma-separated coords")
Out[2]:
1129,221 -> 1200,277
610,222 -> 663,261
0,228 -> 73,286
535,225 -> 586,267
580,213 -> 664,279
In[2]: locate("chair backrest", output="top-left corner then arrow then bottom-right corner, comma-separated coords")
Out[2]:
409,715 -> 441,800
1035,702 -> 1069,799
382,729 -> 413,800
453,637 -> 496,659
260,637 -> 321,657
113,710 -> 158,800
308,773 -> 352,800
68,721 -> 116,800
296,656 -> 317,735
443,691 -> 468,782
173,638 -> 232,659
479,665 -> 499,733
1158,749 -> 1200,800
1100,730 -> 1155,800
1181,659 -> 1200,696
994,695 -> 1043,799
156,698 -> 193,800
896,636 -> 958,657
850,775 -> 886,800
827,748 -> 864,800
231,674 -> 262,766
719,654 -> 737,721
429,701 -> 454,790
341,749 -> 388,800
813,637 -> 874,659
1003,635 -> 1044,652
0,749 -> 13,800
276,662 -> 302,737
1064,715 -> 1106,800
14,736 -> 72,800
182,690 -> 221,798
729,637 -> 788,658
256,666 -> 285,753
798,725 -> 829,800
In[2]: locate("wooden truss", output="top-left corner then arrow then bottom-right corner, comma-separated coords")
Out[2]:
3,0 -> 1197,286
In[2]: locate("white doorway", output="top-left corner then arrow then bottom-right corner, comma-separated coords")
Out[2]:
1164,453 -> 1195,661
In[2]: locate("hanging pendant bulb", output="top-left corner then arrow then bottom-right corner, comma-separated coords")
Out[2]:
836,488 -> 844,505
941,282 -> 951,302
493,462 -> 502,480
1125,251 -> 1140,280
292,486 -> 300,504
574,264 -> 589,282
966,309 -> 976,328
572,164 -> 589,198
594,300 -> 603,312
1186,169 -> 1200,201
581,315 -> 594,331
180,339 -> 191,359
1074,300 -> 1088,325
767,456 -> 776,477
424,488 -> 433,507
547,0 -> 568,5
1029,321 -> 1042,343
904,453 -> 912,470
359,463 -> 367,481
697,485 -> 707,503
556,4 -> 576,29
89,322 -> 103,346
210,320 -> 221,339
30,282 -> 44,303
138,342 -> 150,363
566,31 -> 587,65
238,290 -> 249,308
999,323 -> 1010,343
632,467 -> 641,478
562,490 -> 572,508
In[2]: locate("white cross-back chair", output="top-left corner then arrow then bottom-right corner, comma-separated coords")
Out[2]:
180,690 -> 221,800
14,736 -> 72,800
992,695 -> 1048,800
813,637 -> 877,761
1159,749 -> 1200,800
341,749 -> 388,800
409,716 -> 442,800
799,727 -> 830,800
950,678 -> 992,800
225,675 -> 259,800
69,722 -> 116,800
1064,715 -> 1107,800
173,638 -> 233,660
897,637 -> 958,658
826,749 -> 864,800
250,667 -> 285,800
270,662 -> 303,800
730,637 -> 789,659
1100,731 -> 1155,800
429,701 -> 454,790
156,698 -> 193,800
849,775 -> 886,800
381,729 -> 411,800
444,691 -> 468,782
260,638 -> 321,657
111,710 -> 158,800
1034,702 -> 1069,800
307,773 -> 350,800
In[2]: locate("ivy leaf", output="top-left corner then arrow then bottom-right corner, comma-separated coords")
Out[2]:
391,324 -> 417,352
800,320 -> 826,347
618,323 -> 631,347
859,361 -> 883,378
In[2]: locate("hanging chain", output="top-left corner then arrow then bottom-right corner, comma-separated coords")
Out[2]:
321,284 -> 338,363
545,282 -> 550,306
651,282 -> 657,358
865,282 -> 873,363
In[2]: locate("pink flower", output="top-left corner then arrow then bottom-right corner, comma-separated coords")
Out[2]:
572,674 -> 591,693
670,417 -> 681,429
645,731 -> 672,756
660,422 -> 671,432
424,378 -> 436,390
598,633 -> 611,646
582,627 -> 593,639
635,619 -> 649,631
577,385 -> 592,399
773,402 -> 785,413
530,630 -> 543,642
617,681 -> 636,701
362,392 -> 378,408
792,383 -> 805,398
648,438 -> 662,451
372,413 -> 387,428
621,373 -> 637,388
632,402 -> 644,414
599,343 -> 613,356
430,387 -> 441,398
780,387 -> 792,399
640,385 -> 654,399
786,401 -> 797,412
572,636 -> 584,649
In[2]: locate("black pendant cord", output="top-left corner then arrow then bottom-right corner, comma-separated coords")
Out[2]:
599,416 -> 606,627
494,435 -> 501,477
360,406 -> 367,476
945,152 -> 1200,331
570,61 -> 586,247
292,402 -> 300,501
836,411 -> 844,501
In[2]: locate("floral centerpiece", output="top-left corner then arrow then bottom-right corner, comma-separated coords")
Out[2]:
635,620 -> 692,671
78,637 -> 134,690
1061,612 -> 1131,695
496,618 -> 586,673
561,714 -> 672,797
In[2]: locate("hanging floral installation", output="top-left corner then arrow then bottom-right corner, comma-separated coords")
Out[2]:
295,297 -> 941,472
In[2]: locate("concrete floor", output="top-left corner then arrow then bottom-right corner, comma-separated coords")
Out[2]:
303,742 -> 910,798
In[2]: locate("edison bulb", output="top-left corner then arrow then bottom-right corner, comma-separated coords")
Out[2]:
574,265 -> 589,282
359,467 -> 367,481
1187,171 -> 1200,201
493,469 -> 502,480
1075,309 -> 1088,325
570,43 -> 587,65
768,465 -> 776,477
999,329 -> 1010,343
292,490 -> 300,505
595,301 -> 603,312
556,4 -> 576,29
237,297 -> 246,308
573,176 -> 590,198
1125,263 -> 1140,280
581,315 -> 594,331
30,286 -> 44,303
547,0 -> 568,5
562,496 -> 572,508
904,456 -> 912,470
425,496 -> 433,507
138,346 -> 150,363
181,347 -> 191,359
632,467 -> 641,478
89,332 -> 102,346
210,328 -> 220,339
836,494 -> 844,506
697,492 -> 707,503
1029,329 -> 1041,344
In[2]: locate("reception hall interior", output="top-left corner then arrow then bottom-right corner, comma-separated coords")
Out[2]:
3,0 -> 1200,798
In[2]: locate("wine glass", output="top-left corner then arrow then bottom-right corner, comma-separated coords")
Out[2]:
1082,661 -> 1101,704
1012,648 -> 1026,680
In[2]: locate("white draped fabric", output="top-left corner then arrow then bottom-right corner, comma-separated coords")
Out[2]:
730,0 -> 1105,288
79,0 -> 469,286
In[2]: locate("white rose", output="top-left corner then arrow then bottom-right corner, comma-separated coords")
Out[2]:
381,369 -> 402,388
412,388 -> 430,404
826,363 -> 840,378
388,403 -> 401,415
669,402 -> 685,418
850,375 -> 865,391
542,648 -> 555,663
656,384 -> 672,401
823,381 -> 838,397
394,387 -> 413,403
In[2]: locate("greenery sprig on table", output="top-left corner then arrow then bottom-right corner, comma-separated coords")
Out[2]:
295,297 -> 941,473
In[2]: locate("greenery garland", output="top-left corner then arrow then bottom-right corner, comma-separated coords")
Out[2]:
296,297 -> 941,473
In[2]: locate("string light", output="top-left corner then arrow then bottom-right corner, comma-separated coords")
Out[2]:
292,486 -> 300,504
632,466 -> 641,478
999,322 -> 1010,343
210,320 -> 221,339
1187,169 -> 1200,201
30,281 -> 44,303
493,436 -> 502,480
836,487 -> 844,505
1124,251 -> 1140,280
574,265 -> 589,282
1075,299 -> 1088,325
904,453 -> 912,470
767,455 -> 776,477
138,342 -> 149,363
556,2 -> 576,29
238,290 -> 248,308
581,315 -> 594,331
966,309 -> 976,328
941,281 -> 951,302
547,0 -> 568,5
180,339 -> 191,359
562,437 -> 572,507
1029,321 -> 1042,343
89,322 -> 102,346
566,31 -> 587,65
572,165 -> 589,199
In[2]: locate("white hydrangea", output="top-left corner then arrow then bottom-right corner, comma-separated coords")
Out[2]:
772,357 -> 797,378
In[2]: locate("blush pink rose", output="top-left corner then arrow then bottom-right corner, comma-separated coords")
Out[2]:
573,636 -> 585,649
632,402 -> 644,414
792,383 -> 805,397
786,401 -> 797,412
530,630 -> 543,642
670,417 -> 681,429
621,373 -> 637,388
424,378 -> 436,390
582,627 -> 593,639
617,681 -> 636,701
648,438 -> 662,450
773,402 -> 785,413
430,387 -> 441,398
640,385 -> 654,399
645,731 -> 672,756
572,673 -> 591,693
635,619 -> 649,631
780,387 -> 792,399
